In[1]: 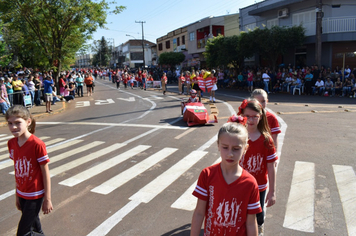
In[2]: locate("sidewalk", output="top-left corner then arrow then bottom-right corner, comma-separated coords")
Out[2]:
0,101 -> 66,127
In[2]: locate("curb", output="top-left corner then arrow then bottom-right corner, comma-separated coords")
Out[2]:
0,102 -> 66,127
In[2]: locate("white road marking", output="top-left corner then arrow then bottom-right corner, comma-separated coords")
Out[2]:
36,121 -> 187,130
91,147 -> 178,195
0,140 -> 84,171
117,97 -> 135,102
0,137 -> 51,161
50,143 -> 124,176
171,158 -> 220,211
95,99 -> 115,105
76,101 -> 90,108
129,150 -> 208,203
283,161 -> 315,232
149,95 -> 163,100
333,165 -> 356,236
0,189 -> 14,201
59,145 -> 150,187
0,134 -> 7,137
86,200 -> 141,236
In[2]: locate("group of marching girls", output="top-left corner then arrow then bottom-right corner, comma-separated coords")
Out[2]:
114,69 -> 153,90
175,69 -> 218,102
191,88 -> 280,236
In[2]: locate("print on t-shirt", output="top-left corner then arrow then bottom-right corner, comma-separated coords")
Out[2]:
241,153 -> 264,174
15,155 -> 32,180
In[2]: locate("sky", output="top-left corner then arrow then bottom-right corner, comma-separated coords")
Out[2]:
90,0 -> 263,49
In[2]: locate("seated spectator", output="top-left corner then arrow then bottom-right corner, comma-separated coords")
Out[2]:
272,80 -> 281,93
342,78 -> 353,97
334,77 -> 343,97
352,82 -> 356,98
324,77 -> 334,96
290,76 -> 302,94
283,74 -> 293,92
63,85 -> 75,102
313,78 -> 325,96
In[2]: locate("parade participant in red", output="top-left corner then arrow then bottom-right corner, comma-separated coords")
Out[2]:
191,122 -> 261,236
178,72 -> 185,95
142,70 -> 147,90
122,73 -> 128,89
251,89 -> 281,150
185,71 -> 191,94
161,72 -> 168,95
6,105 -> 53,236
191,70 -> 202,102
209,70 -> 218,102
187,89 -> 198,103
238,99 -> 277,236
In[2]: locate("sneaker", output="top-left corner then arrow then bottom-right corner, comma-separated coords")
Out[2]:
258,225 -> 264,236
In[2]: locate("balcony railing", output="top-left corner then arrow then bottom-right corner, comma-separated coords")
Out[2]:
322,16 -> 356,34
295,16 -> 356,36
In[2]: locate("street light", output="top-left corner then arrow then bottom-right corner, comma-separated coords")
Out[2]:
126,34 -> 136,39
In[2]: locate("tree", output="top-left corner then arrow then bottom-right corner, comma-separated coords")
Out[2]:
158,52 -> 185,70
92,36 -> 111,67
0,0 -> 125,83
0,21 -> 12,67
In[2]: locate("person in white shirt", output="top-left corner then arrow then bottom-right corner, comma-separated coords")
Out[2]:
262,69 -> 270,93
313,78 -> 325,96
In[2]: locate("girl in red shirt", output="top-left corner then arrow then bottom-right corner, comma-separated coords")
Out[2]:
161,73 -> 167,95
238,99 -> 277,235
191,122 -> 261,236
6,105 -> 53,236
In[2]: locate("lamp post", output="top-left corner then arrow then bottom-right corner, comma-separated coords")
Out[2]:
126,34 -> 136,39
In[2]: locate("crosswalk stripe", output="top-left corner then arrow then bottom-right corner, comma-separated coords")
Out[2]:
283,161 -> 315,232
129,150 -> 208,203
50,143 -> 124,177
59,145 -> 150,187
171,158 -> 221,211
91,147 -> 178,195
333,165 -> 356,236
0,137 -> 51,161
43,138 -> 65,146
2,140 -> 84,171
0,136 -> 13,141
2,141 -> 104,201
0,134 -> 7,137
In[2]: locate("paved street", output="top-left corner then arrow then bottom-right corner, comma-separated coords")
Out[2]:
0,80 -> 355,236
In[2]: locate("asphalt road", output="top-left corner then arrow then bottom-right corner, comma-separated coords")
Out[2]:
0,80 -> 355,236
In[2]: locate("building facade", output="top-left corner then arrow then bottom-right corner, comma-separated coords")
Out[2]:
75,54 -> 93,68
240,0 -> 356,69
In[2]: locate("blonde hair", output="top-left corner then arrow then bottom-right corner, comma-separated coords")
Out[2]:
251,88 -> 268,99
5,105 -> 36,134
217,122 -> 248,145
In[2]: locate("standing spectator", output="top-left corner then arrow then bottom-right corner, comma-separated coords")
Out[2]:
34,74 -> 42,106
84,74 -> 93,96
43,76 -> 54,113
59,75 -> 66,96
217,69 -> 224,88
12,74 -> 24,105
178,72 -> 185,95
247,70 -> 254,92
0,78 -> 9,114
5,76 -> 13,106
142,70 -> 147,90
76,73 -> 84,97
27,75 -> 35,105
304,70 -> 314,95
262,69 -> 270,94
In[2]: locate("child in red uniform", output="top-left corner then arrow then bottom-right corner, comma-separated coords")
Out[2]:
251,89 -> 281,150
187,89 -> 198,103
6,105 -> 53,236
191,122 -> 261,236
238,99 -> 277,236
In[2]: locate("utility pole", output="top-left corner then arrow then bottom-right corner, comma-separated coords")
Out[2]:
135,21 -> 146,68
315,0 -> 322,68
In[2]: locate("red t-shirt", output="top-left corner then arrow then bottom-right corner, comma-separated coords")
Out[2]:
193,163 -> 261,236
266,111 -> 281,135
240,135 -> 278,192
8,135 -> 50,200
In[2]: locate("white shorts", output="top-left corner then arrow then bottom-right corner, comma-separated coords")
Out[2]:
212,84 -> 218,91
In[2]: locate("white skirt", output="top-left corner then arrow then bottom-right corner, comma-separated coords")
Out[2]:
212,84 -> 218,91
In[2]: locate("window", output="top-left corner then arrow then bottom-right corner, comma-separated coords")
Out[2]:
267,18 -> 279,29
182,35 -> 185,44
158,43 -> 163,51
292,10 -> 316,36
189,32 -> 195,41
177,37 -> 180,46
166,40 -> 170,49
130,52 -> 143,60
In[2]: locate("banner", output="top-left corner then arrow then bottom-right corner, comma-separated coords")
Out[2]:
198,78 -> 206,92
205,78 -> 214,93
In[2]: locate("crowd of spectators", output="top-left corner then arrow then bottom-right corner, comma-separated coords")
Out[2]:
215,65 -> 356,98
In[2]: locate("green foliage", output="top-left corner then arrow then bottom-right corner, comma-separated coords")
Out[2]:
0,21 -> 12,67
204,25 -> 305,69
0,0 -> 125,73
91,36 -> 111,67
158,52 -> 185,69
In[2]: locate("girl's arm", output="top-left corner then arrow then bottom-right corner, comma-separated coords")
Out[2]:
266,162 -> 276,207
15,192 -> 21,211
40,163 -> 53,214
246,214 -> 258,236
190,199 -> 207,236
